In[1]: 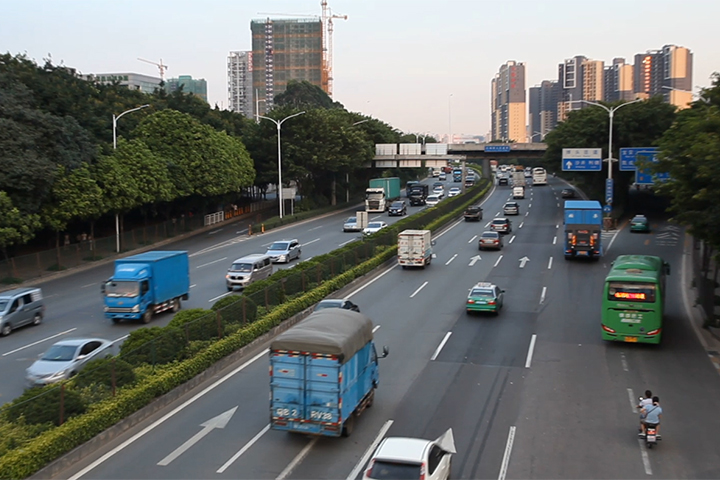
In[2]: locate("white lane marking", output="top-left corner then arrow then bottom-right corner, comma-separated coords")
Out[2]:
66,348 -> 269,480
276,437 -> 319,480
638,439 -> 653,474
345,420 -> 395,480
556,224 -> 559,229
494,255 -> 503,267
621,352 -> 629,372
44,293 -> 59,299
509,235 -> 516,244
308,225 -> 323,231
339,238 -> 358,247
2,328 -> 78,356
540,287 -> 547,304
524,334 -> 537,368
370,215 -> 382,220
431,332 -> 452,361
557,202 -> 560,207
605,228 -> 622,255
346,265 -> 398,298
525,211 -> 529,217
190,284 -> 197,288
196,257 -> 227,269
410,281 -> 429,298
433,217 -> 464,239
485,221 -> 491,228
303,238 -> 321,246
468,235 -> 477,243
498,426 -> 516,480
552,236 -> 557,245
529,203 -> 532,208
217,424 -> 270,473
547,257 -> 553,269
445,254 -> 458,266
519,222 -> 524,228
627,388 -> 638,414
208,228 -> 223,235
372,325 -> 381,333
208,292 -> 232,303
81,282 -> 96,288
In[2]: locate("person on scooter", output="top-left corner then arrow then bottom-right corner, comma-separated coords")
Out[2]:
640,396 -> 662,437
637,390 -> 653,432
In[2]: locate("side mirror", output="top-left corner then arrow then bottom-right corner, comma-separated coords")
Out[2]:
501,290 -> 506,293
381,346 -> 389,358
75,354 -> 86,362
431,240 -> 437,246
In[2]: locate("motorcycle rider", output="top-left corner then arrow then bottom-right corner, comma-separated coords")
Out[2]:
639,396 -> 662,438
637,390 -> 653,432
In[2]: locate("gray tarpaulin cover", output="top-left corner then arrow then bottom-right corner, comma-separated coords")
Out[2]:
271,309 -> 374,364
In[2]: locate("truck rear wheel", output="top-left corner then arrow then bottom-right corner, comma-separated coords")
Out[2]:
172,298 -> 181,312
341,413 -> 356,437
142,310 -> 153,324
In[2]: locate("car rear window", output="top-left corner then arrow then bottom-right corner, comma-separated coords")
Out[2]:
481,232 -> 498,238
492,219 -> 507,224
470,288 -> 494,297
368,460 -> 422,479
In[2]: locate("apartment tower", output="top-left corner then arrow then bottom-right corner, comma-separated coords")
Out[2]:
227,51 -> 254,118
528,80 -> 559,141
604,58 -> 634,102
166,76 -> 208,103
491,61 -> 526,142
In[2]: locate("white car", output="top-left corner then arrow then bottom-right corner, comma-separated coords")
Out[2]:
363,221 -> 388,235
432,185 -> 444,195
425,195 -> 441,206
363,429 -> 456,480
447,187 -> 461,197
26,338 -> 116,387
343,216 -> 362,232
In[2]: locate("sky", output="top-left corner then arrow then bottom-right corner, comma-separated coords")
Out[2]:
1,0 -> 718,139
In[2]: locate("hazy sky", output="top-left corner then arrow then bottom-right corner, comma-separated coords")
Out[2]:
1,0 -> 718,138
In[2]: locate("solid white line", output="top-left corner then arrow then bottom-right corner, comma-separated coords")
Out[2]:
620,353 -> 629,372
494,255 -> 503,267
346,265 -> 398,298
303,238 -> 321,246
509,235 -> 516,244
433,217 -> 464,239
638,439 -> 653,474
196,257 -> 227,269
498,426 -> 516,480
431,332 -> 452,361
552,236 -> 557,245
468,235 -> 477,243
217,424 -> 270,473
445,254 -> 458,265
519,222 -> 524,228
524,334 -> 537,368
605,228 -> 621,255
372,325 -> 381,333
66,348 -> 269,480
547,257 -> 553,269
276,437 -> 318,480
540,287 -> 547,304
410,281 -> 429,298
2,328 -> 77,356
627,388 -> 638,414
208,292 -> 232,303
345,420 -> 394,480
308,225 -> 323,231
339,238 -> 358,247
81,282 -> 96,288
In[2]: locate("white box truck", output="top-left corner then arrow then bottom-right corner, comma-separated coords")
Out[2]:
398,230 -> 433,268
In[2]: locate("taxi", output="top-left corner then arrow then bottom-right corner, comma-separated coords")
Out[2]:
466,282 -> 505,315
630,215 -> 650,233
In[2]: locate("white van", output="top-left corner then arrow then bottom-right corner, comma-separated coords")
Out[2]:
513,186 -> 525,199
0,287 -> 45,336
226,254 -> 273,291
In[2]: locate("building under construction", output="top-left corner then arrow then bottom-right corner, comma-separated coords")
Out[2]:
250,18 -> 324,115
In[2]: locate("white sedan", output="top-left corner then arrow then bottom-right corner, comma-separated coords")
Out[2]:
447,187 -> 461,197
425,195 -> 441,206
25,338 -> 116,387
363,221 -> 388,235
363,429 -> 456,480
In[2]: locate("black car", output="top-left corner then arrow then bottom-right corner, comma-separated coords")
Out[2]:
464,205 -> 483,221
388,200 -> 408,216
561,188 -> 576,198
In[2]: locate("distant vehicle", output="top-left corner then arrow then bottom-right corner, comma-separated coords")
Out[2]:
406,181 -> 420,197
432,186 -> 445,198
363,221 -> 388,235
490,217 -> 512,234
432,169 -> 440,177
366,177 -> 401,213
524,169 -> 532,178
447,187 -> 461,197
226,253 -> 273,291
313,298 -> 360,312
26,338 -> 115,387
630,215 -> 650,233
425,195 -> 441,206
466,282 -> 505,315
438,173 -> 447,181
503,202 -> 520,215
409,184 -> 429,206
532,167 -> 547,185
498,175 -> 509,186
388,200 -> 408,216
478,231 -> 503,250
452,168 -> 463,182
513,186 -> 525,199
464,205 -> 483,221
432,181 -> 444,189
343,216 -> 362,232
266,239 -> 302,263
561,188 -> 576,198
398,229 -> 433,268
0,287 -> 44,337
363,429 -> 455,480
563,200 -> 603,259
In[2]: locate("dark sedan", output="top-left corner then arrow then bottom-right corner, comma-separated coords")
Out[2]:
388,201 -> 408,216
561,188 -> 576,198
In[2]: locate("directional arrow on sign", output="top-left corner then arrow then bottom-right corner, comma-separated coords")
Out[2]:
158,406 -> 238,466
518,256 -> 530,268
468,255 -> 482,266
565,160 -> 573,169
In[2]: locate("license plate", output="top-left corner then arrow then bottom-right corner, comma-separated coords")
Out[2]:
647,434 -> 656,442
624,336 -> 638,343
578,251 -> 588,256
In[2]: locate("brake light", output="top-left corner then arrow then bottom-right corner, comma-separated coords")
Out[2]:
365,460 -> 374,478
646,328 -> 662,336
467,299 -> 475,304
488,301 -> 496,305
602,324 -> 616,333
420,462 -> 426,480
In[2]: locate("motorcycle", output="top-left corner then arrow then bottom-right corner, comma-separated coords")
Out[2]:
638,396 -> 661,448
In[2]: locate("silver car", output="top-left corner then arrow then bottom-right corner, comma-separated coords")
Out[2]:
343,216 -> 362,232
265,239 -> 302,263
26,338 -> 116,387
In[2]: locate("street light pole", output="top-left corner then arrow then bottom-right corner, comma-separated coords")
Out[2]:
258,111 -> 306,219
112,104 -> 150,253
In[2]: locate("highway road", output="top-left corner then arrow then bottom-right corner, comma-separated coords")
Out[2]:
51,178 -> 720,480
0,179 -> 439,404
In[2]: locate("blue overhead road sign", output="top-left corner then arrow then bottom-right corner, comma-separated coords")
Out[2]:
561,148 -> 602,171
619,147 -> 657,171
484,145 -> 511,153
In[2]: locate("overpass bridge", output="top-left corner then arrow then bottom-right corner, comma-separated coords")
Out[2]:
368,142 -> 548,178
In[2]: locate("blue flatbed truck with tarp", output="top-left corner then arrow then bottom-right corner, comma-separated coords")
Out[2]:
563,200 -> 603,260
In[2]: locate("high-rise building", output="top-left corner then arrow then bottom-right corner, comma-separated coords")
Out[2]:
557,55 -> 586,121
528,80 -> 559,141
250,18 -> 324,115
491,61 -> 526,142
166,75 -> 208,103
604,58 -> 634,102
227,51 -> 254,118
82,72 -> 162,94
582,59 -> 604,102
634,44 -> 693,108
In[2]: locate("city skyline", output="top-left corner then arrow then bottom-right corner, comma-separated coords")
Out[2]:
1,0 -> 717,138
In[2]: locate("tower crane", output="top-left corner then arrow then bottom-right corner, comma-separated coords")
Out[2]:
137,57 -> 168,81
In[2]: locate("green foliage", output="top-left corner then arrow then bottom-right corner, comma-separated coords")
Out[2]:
167,308 -> 220,342
0,191 -> 41,253
72,357 -> 136,390
274,80 -> 343,110
212,295 -> 258,324
119,326 -> 186,366
5,385 -> 86,426
42,163 -> 103,233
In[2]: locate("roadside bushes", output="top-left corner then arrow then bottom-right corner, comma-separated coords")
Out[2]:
73,357 -> 136,390
5,386 -> 86,427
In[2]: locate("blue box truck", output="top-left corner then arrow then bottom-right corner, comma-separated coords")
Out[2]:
270,309 -> 388,437
102,251 -> 190,323
563,200 -> 603,260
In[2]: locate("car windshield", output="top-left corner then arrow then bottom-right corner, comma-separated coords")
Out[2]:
391,203 -> 404,208
368,460 -> 422,480
0,299 -> 7,311
632,216 -> 646,222
315,300 -> 343,310
346,217 -> 357,223
367,222 -> 383,229
427,196 -> 438,201
41,344 -> 78,362
268,242 -> 289,251
470,288 -> 495,297
230,262 -> 252,273
104,281 -> 139,298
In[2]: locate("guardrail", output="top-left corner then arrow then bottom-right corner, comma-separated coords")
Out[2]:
204,211 -> 225,226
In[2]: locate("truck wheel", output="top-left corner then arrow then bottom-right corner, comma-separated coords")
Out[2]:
366,390 -> 375,408
111,318 -> 121,324
341,413 -> 356,437
172,298 -> 181,312
142,310 -> 153,324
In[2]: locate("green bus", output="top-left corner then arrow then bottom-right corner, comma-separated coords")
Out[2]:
601,255 -> 670,344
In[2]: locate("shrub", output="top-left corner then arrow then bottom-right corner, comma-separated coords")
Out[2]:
5,385 -> 86,426
72,357 -> 136,390
119,326 -> 186,366
212,295 -> 258,325
167,308 -> 221,342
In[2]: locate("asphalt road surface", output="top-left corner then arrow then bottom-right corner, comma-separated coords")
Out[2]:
43,179 -> 720,480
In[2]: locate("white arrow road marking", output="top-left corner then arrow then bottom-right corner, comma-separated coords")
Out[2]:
469,255 -> 482,266
158,407 -> 238,466
519,256 -> 530,268
446,254 -> 458,265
